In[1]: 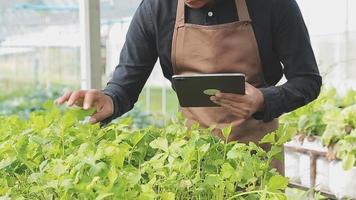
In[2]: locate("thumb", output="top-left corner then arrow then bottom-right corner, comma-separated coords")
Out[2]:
245,81 -> 253,89
245,82 -> 256,95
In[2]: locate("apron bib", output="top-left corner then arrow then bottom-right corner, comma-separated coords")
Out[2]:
171,0 -> 279,144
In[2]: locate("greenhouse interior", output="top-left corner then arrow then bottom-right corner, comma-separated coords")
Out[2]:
0,0 -> 355,199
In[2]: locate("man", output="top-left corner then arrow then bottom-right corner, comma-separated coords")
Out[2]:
56,0 -> 321,169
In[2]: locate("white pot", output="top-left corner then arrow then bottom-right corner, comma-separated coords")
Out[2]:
298,137 -> 329,188
287,137 -> 303,147
284,139 -> 302,183
329,161 -> 356,199
302,137 -> 327,152
315,157 -> 329,191
284,150 -> 301,183
299,154 -> 311,187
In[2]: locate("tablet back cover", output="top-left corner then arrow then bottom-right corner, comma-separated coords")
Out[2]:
173,75 -> 245,107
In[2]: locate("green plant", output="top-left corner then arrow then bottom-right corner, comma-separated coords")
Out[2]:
0,103 -> 288,200
333,129 -> 356,170
280,88 -> 339,138
280,87 -> 356,170
0,87 -> 64,117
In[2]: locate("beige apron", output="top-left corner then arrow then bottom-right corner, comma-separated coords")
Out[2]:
171,0 -> 283,172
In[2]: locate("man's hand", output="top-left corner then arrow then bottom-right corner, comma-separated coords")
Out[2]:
55,90 -> 114,124
210,82 -> 265,119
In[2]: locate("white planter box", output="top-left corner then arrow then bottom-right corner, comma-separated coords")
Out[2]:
299,153 -> 311,187
302,137 -> 327,152
298,137 -> 329,188
315,157 -> 329,191
285,136 -> 330,191
284,139 -> 302,183
285,150 -> 301,183
329,161 -> 356,199
285,136 -> 356,198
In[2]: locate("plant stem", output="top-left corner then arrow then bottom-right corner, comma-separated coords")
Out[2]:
226,190 -> 280,200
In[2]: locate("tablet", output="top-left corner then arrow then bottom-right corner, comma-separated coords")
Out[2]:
172,73 -> 245,107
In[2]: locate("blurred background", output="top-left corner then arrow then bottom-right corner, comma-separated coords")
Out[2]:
0,0 -> 355,118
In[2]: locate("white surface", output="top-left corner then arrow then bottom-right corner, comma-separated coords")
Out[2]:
296,0 -> 354,35
299,154 -> 311,187
0,25 -> 80,47
315,157 -> 330,191
0,47 -> 33,56
79,0 -> 102,89
285,137 -> 330,189
302,138 -> 328,152
285,151 -> 301,183
284,139 -> 302,183
105,18 -> 131,77
329,161 -> 356,199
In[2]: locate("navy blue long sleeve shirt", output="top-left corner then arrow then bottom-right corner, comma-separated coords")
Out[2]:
103,0 -> 322,123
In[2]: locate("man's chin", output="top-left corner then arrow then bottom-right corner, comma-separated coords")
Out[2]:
184,0 -> 209,8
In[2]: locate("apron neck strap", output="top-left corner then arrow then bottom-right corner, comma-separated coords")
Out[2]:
235,0 -> 251,21
175,0 -> 186,27
175,0 -> 251,27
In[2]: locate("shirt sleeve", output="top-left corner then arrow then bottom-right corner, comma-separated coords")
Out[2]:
254,0 -> 322,122
103,0 -> 158,122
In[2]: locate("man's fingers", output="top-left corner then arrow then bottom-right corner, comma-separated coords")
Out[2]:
213,100 -> 250,119
55,90 -> 113,124
89,97 -> 114,124
219,102 -> 247,118
75,99 -> 84,107
89,108 -> 110,124
213,98 -> 245,109
215,92 -> 245,103
83,90 -> 99,109
55,91 -> 72,105
67,91 -> 86,107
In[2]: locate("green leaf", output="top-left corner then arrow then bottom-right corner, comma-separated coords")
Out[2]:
73,108 -> 96,120
51,159 -> 68,177
342,153 -> 355,170
276,126 -> 296,145
16,136 -> 29,156
150,137 -> 169,152
268,146 -> 282,160
108,167 -> 118,186
260,133 -> 276,144
161,192 -> 175,200
222,125 -> 232,140
30,135 -> 49,145
89,162 -> 108,177
139,184 -> 157,200
0,157 -> 16,170
205,174 -> 221,186
226,151 -> 239,160
221,163 -> 235,179
86,176 -> 100,190
112,143 -> 131,168
126,167 -> 141,186
170,140 -> 187,152
96,193 -> 114,200
298,115 -> 309,131
179,180 -> 192,189
198,143 -> 210,157
267,175 -> 289,191
129,132 -> 145,146
27,173 -> 42,183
